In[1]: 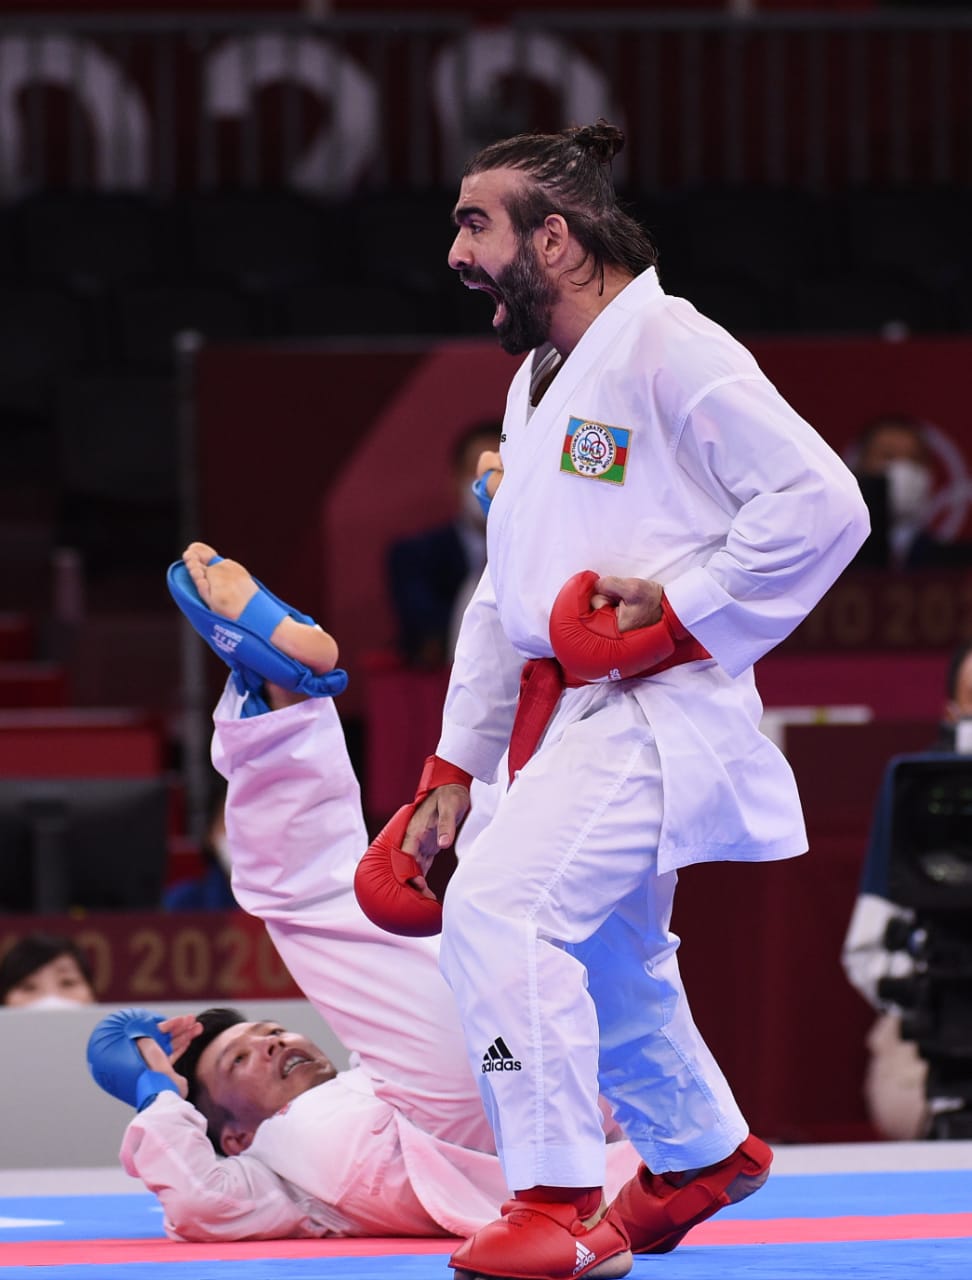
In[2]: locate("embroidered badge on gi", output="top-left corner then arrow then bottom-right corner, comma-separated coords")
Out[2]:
560,416 -> 630,484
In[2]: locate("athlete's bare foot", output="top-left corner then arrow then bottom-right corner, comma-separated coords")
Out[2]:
181,542 -> 339,675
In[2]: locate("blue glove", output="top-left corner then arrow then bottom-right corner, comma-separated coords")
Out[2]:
166,555 -> 348,718
87,1008 -> 180,1112
471,471 -> 495,519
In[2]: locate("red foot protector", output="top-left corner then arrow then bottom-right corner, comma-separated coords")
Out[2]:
354,754 -> 471,937
549,570 -> 708,683
449,1198 -> 632,1280
611,1132 -> 773,1255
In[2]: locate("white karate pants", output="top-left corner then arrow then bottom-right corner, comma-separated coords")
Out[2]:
440,684 -> 748,1192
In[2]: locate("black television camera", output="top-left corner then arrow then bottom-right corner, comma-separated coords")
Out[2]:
879,754 -> 972,1139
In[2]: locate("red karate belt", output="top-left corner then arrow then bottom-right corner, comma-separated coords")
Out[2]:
507,658 -> 583,784
508,639 -> 709,785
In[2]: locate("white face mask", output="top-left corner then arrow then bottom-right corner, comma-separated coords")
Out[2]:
13,994 -> 88,1012
884,457 -> 932,524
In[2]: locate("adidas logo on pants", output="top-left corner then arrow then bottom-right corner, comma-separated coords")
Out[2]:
482,1036 -> 522,1072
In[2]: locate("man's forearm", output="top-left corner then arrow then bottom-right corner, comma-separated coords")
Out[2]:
121,1093 -> 330,1241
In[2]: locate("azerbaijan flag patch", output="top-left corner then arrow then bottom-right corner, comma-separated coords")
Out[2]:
560,416 -> 631,484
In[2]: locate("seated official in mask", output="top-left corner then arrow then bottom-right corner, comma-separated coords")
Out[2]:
851,414 -> 972,570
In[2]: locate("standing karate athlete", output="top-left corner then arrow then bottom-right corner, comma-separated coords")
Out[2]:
362,121 -> 871,1280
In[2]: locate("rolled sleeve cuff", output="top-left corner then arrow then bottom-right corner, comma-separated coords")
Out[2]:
661,567 -> 760,678
436,723 -> 506,784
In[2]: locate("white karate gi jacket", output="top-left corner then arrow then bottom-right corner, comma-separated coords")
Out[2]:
439,267 -> 871,874
120,691 -> 639,1240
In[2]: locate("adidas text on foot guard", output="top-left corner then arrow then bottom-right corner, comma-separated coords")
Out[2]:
449,1197 -> 632,1280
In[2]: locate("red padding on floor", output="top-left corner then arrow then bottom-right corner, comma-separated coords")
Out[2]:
0,1237 -> 456,1266
695,1212 -> 972,1245
6,1213 -> 972,1267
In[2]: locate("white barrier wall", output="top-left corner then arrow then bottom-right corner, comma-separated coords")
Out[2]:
0,1000 -> 350,1170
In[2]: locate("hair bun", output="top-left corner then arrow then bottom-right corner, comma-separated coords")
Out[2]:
572,120 -> 625,164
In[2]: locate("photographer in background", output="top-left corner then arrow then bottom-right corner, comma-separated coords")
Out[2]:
842,642 -> 972,1138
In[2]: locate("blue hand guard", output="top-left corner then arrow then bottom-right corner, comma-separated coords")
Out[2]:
87,1008 -> 179,1111
166,556 -> 348,716
471,472 -> 495,519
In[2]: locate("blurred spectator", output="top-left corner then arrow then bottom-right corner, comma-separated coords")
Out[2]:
475,447 -> 504,506
842,641 -> 972,1138
163,783 -> 237,911
0,932 -> 96,1008
387,420 -> 502,667
850,414 -> 972,570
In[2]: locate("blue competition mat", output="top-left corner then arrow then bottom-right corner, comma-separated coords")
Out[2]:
2,1163 -> 971,1279
0,1193 -> 164,1241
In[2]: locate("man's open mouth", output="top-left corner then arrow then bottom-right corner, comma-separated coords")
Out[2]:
280,1051 -> 312,1079
462,273 -> 501,303
462,275 -> 506,326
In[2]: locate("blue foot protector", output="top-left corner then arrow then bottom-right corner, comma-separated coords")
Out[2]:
167,556 -> 348,717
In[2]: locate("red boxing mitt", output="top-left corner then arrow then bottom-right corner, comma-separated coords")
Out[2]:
549,569 -> 709,683
353,755 -> 472,937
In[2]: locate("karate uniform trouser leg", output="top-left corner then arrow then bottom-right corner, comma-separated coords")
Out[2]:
215,686 -> 496,1154
438,690 -> 746,1193
571,882 -> 747,1176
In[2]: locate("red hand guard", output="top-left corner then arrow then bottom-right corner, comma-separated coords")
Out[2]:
549,569 -> 709,682
353,754 -> 471,937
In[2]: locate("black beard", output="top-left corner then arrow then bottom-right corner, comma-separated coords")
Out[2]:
488,238 -> 557,355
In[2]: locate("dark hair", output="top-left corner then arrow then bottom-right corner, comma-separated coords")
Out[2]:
946,643 -> 972,702
855,413 -> 929,460
464,119 -> 658,290
172,1006 -> 247,1152
0,933 -> 95,1004
451,420 -> 502,473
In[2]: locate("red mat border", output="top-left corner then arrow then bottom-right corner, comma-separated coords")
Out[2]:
5,1213 -> 972,1267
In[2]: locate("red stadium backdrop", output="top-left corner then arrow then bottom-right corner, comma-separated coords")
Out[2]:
0,912 -> 302,1003
0,3 -> 941,198
0,2 -> 878,12
195,333 -> 972,714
